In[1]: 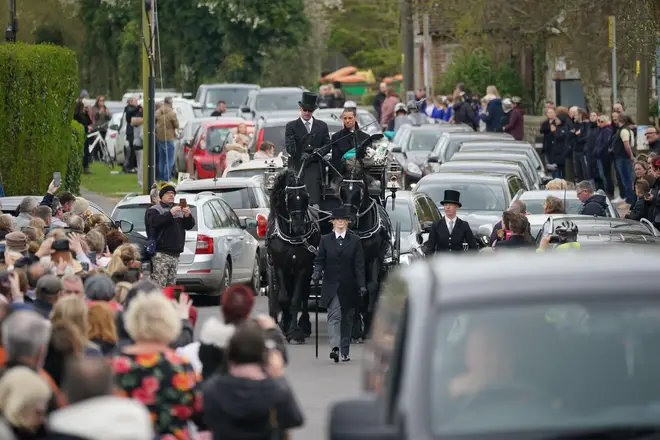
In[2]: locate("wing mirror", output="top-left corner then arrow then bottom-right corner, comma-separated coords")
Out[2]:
239,217 -> 258,229
478,224 -> 492,238
422,221 -> 433,232
391,146 -> 402,153
240,106 -> 250,113
427,156 -> 439,163
116,220 -> 134,233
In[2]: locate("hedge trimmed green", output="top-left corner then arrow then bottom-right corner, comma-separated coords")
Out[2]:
0,43 -> 80,195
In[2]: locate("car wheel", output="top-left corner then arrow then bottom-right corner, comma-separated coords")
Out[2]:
250,253 -> 261,292
220,259 -> 232,292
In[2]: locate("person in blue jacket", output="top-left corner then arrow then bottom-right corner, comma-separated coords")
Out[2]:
482,86 -> 504,132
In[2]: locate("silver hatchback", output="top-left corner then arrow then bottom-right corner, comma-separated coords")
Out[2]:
111,193 -> 260,294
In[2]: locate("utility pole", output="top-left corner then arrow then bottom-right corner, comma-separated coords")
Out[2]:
5,0 -> 17,42
400,0 -> 415,98
636,44 -> 650,125
142,0 -> 156,193
609,16 -> 618,106
422,13 -> 432,99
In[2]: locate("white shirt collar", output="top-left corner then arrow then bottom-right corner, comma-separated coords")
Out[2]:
335,231 -> 346,239
300,116 -> 314,127
445,216 -> 457,226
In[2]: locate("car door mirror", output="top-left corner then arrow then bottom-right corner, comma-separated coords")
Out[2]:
422,221 -> 433,232
245,217 -> 258,229
329,398 -> 400,440
391,146 -> 402,153
416,232 -> 424,245
241,106 -> 250,113
478,224 -> 492,238
116,220 -> 134,233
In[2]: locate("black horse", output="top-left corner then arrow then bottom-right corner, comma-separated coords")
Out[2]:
266,169 -> 320,343
337,166 -> 392,340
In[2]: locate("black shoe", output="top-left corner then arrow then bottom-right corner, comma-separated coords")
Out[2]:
329,347 -> 339,363
341,355 -> 351,362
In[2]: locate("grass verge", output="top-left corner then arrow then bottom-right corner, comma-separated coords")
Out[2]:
80,162 -> 142,198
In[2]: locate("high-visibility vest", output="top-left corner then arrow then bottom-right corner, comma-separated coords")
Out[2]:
537,241 -> 581,252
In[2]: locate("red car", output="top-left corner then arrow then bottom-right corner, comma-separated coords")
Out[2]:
186,119 -> 255,179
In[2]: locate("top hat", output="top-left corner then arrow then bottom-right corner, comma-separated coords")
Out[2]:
299,92 -> 319,111
329,206 -> 350,220
441,190 -> 462,208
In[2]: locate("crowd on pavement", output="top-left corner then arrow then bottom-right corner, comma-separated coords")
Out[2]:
0,179 -> 305,439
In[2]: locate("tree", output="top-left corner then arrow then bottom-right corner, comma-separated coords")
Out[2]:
34,25 -> 65,46
327,0 -> 401,78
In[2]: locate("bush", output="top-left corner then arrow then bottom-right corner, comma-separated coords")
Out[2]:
0,43 -> 79,196
63,120 -> 84,194
436,47 -> 526,101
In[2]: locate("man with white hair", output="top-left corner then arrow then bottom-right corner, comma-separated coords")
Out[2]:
14,196 -> 39,230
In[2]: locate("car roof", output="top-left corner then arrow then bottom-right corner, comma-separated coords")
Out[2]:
199,83 -> 259,89
116,193 -> 220,207
440,160 -> 521,171
226,158 -> 284,171
176,177 -> 261,191
400,125 -> 456,132
202,119 -> 254,128
441,132 -> 514,139
517,190 -> 579,200
417,172 -> 507,184
461,140 -> 533,146
544,214 -> 654,232
453,151 -> 528,158
407,248 -> 660,306
0,196 -> 106,215
256,87 -> 305,94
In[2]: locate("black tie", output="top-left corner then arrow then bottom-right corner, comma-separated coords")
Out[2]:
338,236 -> 343,244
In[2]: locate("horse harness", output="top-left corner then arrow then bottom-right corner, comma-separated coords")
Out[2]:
272,183 -> 320,255
341,178 -> 385,240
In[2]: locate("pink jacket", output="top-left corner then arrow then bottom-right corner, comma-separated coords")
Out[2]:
380,96 -> 400,126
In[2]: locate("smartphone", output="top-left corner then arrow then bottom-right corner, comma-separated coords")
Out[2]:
0,243 -> 5,264
141,261 -> 151,276
89,251 -> 97,262
81,262 -> 89,272
180,198 -> 188,208
53,172 -> 61,187
127,267 -> 141,283
173,288 -> 183,301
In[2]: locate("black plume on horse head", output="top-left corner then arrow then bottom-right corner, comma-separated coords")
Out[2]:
269,169 -> 301,215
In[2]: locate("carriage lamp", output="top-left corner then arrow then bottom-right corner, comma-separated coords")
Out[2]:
263,160 -> 279,191
386,162 -> 402,190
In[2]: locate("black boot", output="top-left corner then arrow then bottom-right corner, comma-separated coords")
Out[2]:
329,347 -> 339,363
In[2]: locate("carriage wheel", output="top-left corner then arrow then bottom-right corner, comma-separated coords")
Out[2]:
393,220 -> 401,265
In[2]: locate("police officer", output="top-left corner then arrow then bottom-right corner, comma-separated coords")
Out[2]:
425,190 -> 478,254
311,207 -> 366,363
537,221 -> 580,252
284,92 -> 331,208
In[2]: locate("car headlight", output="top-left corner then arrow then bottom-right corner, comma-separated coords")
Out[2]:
407,163 -> 421,175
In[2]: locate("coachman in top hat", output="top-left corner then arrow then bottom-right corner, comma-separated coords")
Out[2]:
285,92 -> 331,207
425,190 -> 478,254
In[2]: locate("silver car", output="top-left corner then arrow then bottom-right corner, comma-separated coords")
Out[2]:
111,193 -> 260,294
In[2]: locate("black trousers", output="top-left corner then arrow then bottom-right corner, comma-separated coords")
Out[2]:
124,136 -> 137,170
83,133 -> 91,170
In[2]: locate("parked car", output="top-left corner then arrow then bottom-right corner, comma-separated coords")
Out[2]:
313,108 -> 383,136
186,119 -> 256,179
423,132 -> 514,174
193,83 -> 259,116
448,150 -> 543,188
222,156 -> 285,179
330,249 -> 660,440
111,193 -> 260,294
175,116 -> 223,174
238,87 -> 308,121
383,191 -> 440,265
413,172 -> 522,235
248,115 -> 343,157
437,160 -> 535,191
390,125 -> 465,188
458,140 -> 547,179
512,189 -> 619,218
175,177 -> 269,287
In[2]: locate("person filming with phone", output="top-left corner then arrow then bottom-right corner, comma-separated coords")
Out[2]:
146,182 -> 195,287
537,221 -> 581,252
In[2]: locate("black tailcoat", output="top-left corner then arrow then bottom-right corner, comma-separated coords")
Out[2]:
284,117 -> 331,205
314,231 -> 366,310
425,217 -> 478,254
328,125 -> 370,174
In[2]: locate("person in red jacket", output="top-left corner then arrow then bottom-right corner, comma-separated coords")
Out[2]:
504,97 -> 525,141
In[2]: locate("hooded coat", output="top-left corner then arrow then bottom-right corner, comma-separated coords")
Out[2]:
578,194 -> 608,217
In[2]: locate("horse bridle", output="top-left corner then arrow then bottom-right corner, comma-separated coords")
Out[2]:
281,184 -> 308,225
340,178 -> 376,227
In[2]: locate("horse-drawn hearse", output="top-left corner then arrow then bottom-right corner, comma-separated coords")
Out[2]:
263,133 -> 404,351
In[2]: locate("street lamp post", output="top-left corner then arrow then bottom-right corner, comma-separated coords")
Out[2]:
5,0 -> 17,42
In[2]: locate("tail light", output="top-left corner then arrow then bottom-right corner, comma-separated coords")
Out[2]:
196,234 -> 214,254
256,129 -> 264,149
256,213 -> 267,237
110,132 -> 117,139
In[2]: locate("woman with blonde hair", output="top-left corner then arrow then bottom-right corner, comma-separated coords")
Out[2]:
0,366 -> 51,439
106,243 -> 141,274
114,281 -> 132,306
50,295 -> 102,357
234,123 -> 251,147
88,302 -> 119,355
27,218 -> 46,241
544,195 -> 566,214
112,291 -> 202,438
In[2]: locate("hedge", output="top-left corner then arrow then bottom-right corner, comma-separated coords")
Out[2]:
0,43 -> 80,196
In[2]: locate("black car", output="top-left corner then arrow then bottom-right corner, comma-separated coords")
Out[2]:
458,140 -> 547,179
437,160 -> 534,191
413,171 -> 523,235
390,125 -> 467,188
423,131 -> 514,174
238,87 -> 308,121
194,83 -> 259,116
247,115 -> 343,158
383,191 -> 441,264
449,151 -> 544,188
535,214 -> 660,247
330,249 -> 660,440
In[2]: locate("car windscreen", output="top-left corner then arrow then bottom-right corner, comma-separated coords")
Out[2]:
262,126 -> 287,154
385,201 -> 414,234
523,197 -> 583,215
417,182 -> 506,211
256,93 -> 300,112
408,132 -> 444,151
227,168 -> 281,178
431,298 -> 660,435
206,88 -> 252,109
112,204 -> 198,232
206,128 -> 230,151
176,188 -> 250,210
